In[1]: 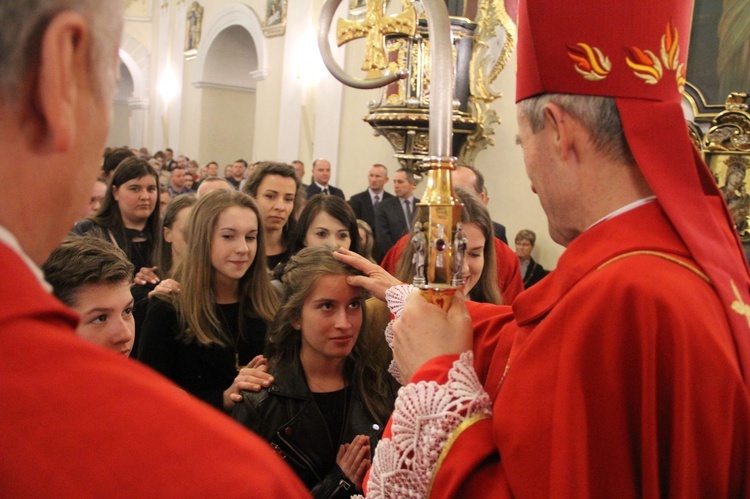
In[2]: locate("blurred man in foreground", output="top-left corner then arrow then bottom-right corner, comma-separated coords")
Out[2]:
0,1 -> 308,496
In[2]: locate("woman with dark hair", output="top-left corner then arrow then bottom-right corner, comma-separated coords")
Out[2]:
74,156 -> 160,278
243,162 -> 301,271
233,246 -> 394,498
138,189 -> 278,411
291,194 -> 362,255
394,187 -> 502,304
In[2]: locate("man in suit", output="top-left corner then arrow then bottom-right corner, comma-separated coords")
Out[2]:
305,158 -> 345,199
349,164 -> 394,261
375,168 -> 419,256
291,160 -> 308,189
0,2 -> 308,496
453,164 -> 508,244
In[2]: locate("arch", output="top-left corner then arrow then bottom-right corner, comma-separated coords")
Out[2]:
193,4 -> 267,89
110,32 -> 150,147
118,32 -> 150,107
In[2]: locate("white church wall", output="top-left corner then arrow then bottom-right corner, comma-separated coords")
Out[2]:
117,1 -> 561,268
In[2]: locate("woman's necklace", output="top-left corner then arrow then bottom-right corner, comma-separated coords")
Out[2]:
216,304 -> 242,372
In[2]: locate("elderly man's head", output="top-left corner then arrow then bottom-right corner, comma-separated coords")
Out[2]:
0,0 -> 124,263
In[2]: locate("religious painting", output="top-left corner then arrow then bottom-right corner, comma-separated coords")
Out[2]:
185,2 -> 204,57
125,0 -> 152,19
704,93 -> 750,242
263,0 -> 286,37
684,0 -> 750,121
713,155 -> 750,239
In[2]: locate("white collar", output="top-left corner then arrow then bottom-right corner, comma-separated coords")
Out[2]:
0,224 -> 52,292
586,195 -> 657,231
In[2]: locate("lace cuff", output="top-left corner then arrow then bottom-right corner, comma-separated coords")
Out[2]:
384,284 -> 415,384
363,351 -> 492,498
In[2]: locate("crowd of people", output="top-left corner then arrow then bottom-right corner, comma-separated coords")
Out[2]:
39,136 -> 534,496
5,0 -> 749,497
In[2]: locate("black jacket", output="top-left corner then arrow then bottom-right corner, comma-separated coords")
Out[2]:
523,256 -> 549,288
349,189 -> 394,262
374,196 -> 420,256
306,183 -> 345,199
233,359 -> 385,498
137,298 -> 267,410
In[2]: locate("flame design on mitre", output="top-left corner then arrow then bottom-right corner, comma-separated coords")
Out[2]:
625,20 -> 686,91
625,46 -> 664,85
567,43 -> 611,81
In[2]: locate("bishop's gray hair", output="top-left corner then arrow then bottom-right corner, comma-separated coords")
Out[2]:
0,0 -> 124,103
518,93 -> 635,165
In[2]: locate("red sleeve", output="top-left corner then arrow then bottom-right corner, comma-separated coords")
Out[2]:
494,238 -> 524,303
429,418 -> 511,499
380,234 -> 409,274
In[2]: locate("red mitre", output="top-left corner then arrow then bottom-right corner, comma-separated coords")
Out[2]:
516,0 -> 750,386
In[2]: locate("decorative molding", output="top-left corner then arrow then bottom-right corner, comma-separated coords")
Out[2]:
118,34 -> 150,102
192,82 -> 258,93
192,4 -> 267,88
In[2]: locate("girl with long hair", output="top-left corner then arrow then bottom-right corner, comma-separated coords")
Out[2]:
291,194 -> 362,255
74,156 -> 160,278
233,246 -> 394,497
394,187 -> 501,304
138,189 -> 278,412
242,162 -> 301,271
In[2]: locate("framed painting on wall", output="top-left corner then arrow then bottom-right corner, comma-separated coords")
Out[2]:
684,0 -> 750,121
263,0 -> 286,38
185,1 -> 204,57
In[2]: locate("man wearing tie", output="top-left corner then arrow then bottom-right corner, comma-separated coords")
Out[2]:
349,164 -> 394,261
305,158 -> 345,199
375,168 -> 419,256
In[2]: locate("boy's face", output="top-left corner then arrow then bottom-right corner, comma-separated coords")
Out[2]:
71,281 -> 135,356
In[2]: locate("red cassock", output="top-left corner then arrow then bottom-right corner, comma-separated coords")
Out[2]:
380,234 -> 524,304
0,243 -> 310,497
376,202 -> 750,497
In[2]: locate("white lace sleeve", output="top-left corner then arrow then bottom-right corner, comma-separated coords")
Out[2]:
384,284 -> 415,384
362,351 -> 492,498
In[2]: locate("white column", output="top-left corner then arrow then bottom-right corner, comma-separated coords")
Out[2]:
275,3 -> 313,162
312,2 -> 348,184
128,97 -> 150,148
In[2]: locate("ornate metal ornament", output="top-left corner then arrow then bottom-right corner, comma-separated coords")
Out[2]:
704,92 -> 750,241
319,0 -> 465,305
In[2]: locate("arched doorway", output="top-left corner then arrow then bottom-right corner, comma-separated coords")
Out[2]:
107,33 -> 150,149
192,4 -> 266,166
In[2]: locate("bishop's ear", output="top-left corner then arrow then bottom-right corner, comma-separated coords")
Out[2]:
543,102 -> 577,162
35,12 -> 93,153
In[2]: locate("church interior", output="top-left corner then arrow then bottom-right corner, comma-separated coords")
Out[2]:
113,0 -> 750,271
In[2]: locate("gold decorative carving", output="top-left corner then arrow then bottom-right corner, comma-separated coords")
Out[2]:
357,0 -> 518,171
705,93 -> 750,153
337,0 -> 417,79
705,92 -> 750,240
470,0 -> 517,102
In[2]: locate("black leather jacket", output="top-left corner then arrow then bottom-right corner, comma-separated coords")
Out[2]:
232,359 -> 385,498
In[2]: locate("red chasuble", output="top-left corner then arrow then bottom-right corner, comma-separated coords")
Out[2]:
397,202 -> 750,497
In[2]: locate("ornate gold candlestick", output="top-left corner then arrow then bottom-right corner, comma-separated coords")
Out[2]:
319,0 -> 465,308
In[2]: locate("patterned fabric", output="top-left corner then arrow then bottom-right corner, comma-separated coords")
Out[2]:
352,284 -> 493,498
364,352 -> 492,498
